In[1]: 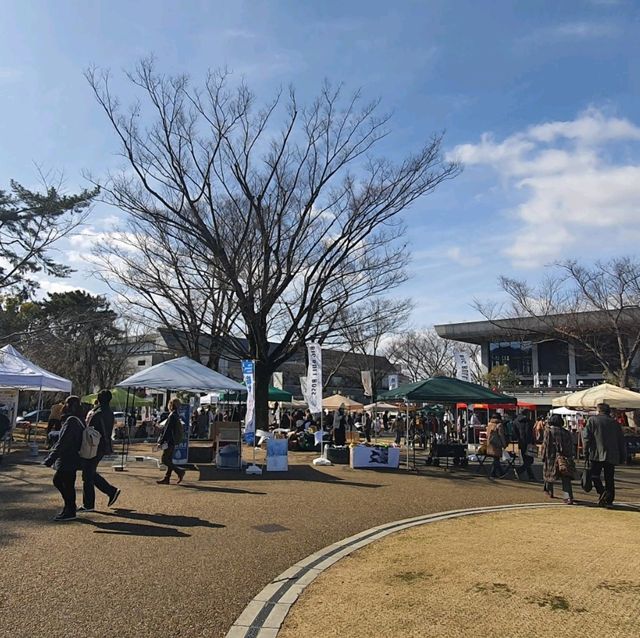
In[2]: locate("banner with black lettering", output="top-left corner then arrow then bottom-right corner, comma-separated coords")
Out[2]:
241,360 -> 255,437
454,350 -> 471,383
306,343 -> 323,414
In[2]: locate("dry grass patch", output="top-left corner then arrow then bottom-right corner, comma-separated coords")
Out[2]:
280,507 -> 640,638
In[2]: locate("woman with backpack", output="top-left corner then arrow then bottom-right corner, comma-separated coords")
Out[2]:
156,398 -> 186,485
43,395 -> 85,522
541,414 -> 576,504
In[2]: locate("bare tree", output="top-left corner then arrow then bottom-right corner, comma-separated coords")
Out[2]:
475,257 -> 640,388
87,61 -> 460,427
93,216 -> 240,369
386,328 -> 457,381
325,298 -> 411,399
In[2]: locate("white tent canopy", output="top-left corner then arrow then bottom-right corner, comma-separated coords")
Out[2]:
117,356 -> 245,393
552,383 -> 640,409
549,407 -> 580,416
0,344 -> 72,393
364,401 -> 400,411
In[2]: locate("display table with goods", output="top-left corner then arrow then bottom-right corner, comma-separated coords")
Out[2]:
350,444 -> 401,469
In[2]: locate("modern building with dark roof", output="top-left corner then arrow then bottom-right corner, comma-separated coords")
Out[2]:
434,309 -> 640,404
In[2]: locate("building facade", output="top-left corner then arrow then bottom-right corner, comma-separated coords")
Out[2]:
124,329 -> 400,403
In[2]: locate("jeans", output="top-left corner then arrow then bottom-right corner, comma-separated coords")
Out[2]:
82,454 -> 117,508
544,477 -> 573,500
591,461 -> 616,504
52,469 -> 77,515
517,451 -> 536,479
161,446 -> 183,480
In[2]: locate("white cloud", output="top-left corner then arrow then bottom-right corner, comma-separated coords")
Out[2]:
449,109 -> 640,267
36,279 -> 90,295
444,246 -> 482,268
527,21 -> 620,43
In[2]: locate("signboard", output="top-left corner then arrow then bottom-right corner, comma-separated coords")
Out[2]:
453,350 -> 471,383
350,445 -> 401,469
306,343 -> 322,414
173,403 -> 191,466
242,360 -> 255,439
272,371 -> 284,390
266,437 -> 288,471
388,374 -> 399,391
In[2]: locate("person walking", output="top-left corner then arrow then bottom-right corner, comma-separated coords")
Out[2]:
513,411 -> 536,481
583,403 -> 626,508
80,389 -> 120,512
43,396 -> 85,521
541,414 -> 576,504
363,411 -> 372,443
156,398 -> 186,485
486,414 -> 507,478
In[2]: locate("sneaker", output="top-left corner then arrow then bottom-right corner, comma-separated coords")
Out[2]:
53,513 -> 77,522
563,498 -> 574,505
77,506 -> 95,513
156,478 -> 170,485
107,488 -> 121,508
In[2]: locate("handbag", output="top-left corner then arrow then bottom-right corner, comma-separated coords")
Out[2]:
555,454 -> 575,478
525,443 -> 538,458
581,458 -> 593,492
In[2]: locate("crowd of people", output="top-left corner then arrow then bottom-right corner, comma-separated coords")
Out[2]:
30,388 -> 632,520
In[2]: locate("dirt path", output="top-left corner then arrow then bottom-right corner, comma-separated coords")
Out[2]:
2,446 -> 639,638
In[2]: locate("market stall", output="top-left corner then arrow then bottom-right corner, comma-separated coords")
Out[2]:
116,357 -> 245,469
0,345 -> 72,451
379,376 -> 516,470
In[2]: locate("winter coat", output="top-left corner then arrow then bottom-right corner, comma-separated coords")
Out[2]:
583,414 -> 626,465
486,419 -> 506,458
513,414 -> 534,448
44,416 -> 85,471
159,411 -> 182,447
541,424 -> 575,482
88,406 -> 114,456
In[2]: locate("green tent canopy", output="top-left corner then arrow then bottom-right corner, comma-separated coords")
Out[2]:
81,387 -> 154,409
378,376 -> 516,404
219,384 -> 292,402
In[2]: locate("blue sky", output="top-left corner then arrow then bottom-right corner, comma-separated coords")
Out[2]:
2,0 -> 640,327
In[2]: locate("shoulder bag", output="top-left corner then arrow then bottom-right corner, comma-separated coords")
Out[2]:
581,458 -> 592,492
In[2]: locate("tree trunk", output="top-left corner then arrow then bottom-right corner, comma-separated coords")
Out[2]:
254,359 -> 271,431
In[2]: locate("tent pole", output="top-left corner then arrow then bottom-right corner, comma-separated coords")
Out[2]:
405,401 -> 410,470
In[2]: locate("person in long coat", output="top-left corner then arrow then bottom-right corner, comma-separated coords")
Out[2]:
486,414 -> 507,478
44,395 -> 85,521
541,414 -> 575,504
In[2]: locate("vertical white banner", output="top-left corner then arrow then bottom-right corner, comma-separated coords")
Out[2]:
306,342 -> 323,414
547,372 -> 553,388
454,350 -> 471,382
361,370 -> 373,396
299,376 -> 309,405
242,360 -> 255,435
388,374 -> 399,391
534,372 -> 540,388
272,371 -> 284,390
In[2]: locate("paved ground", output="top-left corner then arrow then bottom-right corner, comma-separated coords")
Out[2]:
280,507 -> 640,638
2,442 -> 640,638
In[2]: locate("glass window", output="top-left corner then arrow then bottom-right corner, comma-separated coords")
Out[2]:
538,340 -> 568,374
489,341 -> 532,375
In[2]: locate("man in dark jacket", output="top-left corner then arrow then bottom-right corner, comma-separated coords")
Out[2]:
583,403 -> 626,507
80,389 -> 121,512
157,398 -> 185,485
514,411 -> 536,481
44,395 -> 85,522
